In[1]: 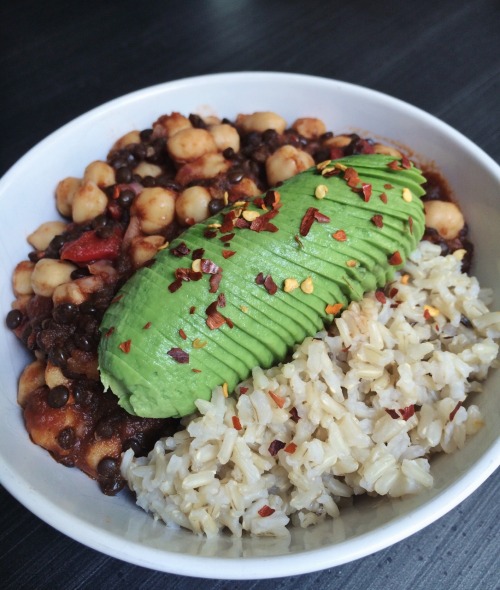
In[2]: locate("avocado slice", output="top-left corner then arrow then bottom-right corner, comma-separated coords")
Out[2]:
98,155 -> 426,418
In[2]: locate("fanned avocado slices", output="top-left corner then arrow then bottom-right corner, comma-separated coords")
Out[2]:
98,155 -> 426,418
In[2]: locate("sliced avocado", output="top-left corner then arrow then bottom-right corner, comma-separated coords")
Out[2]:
99,155 -> 426,418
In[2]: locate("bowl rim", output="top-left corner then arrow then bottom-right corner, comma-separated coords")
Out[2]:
1,71 -> 499,579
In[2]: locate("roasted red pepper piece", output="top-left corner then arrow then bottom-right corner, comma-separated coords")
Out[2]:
60,228 -> 122,262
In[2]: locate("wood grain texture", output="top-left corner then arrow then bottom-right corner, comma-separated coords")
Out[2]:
0,0 -> 499,587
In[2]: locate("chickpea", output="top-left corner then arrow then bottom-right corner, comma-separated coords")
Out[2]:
209,124 -> 240,153
72,181 -> 108,223
175,153 -> 231,185
167,128 -> 217,164
265,145 -> 315,186
84,437 -> 121,474
236,111 -> 287,134
132,187 -> 176,234
152,112 -> 192,138
203,115 -> 221,125
130,235 -> 166,268
291,117 -> 326,139
133,161 -> 163,178
31,258 -> 77,297
45,361 -> 71,390
52,281 -> 87,307
56,177 -> 81,217
84,160 -> 116,187
230,177 -> 261,199
373,143 -> 403,158
27,221 -> 67,251
176,186 -> 212,226
13,261 -> 35,296
112,130 -> 141,151
18,360 -> 46,407
324,135 -> 352,148
424,200 -> 465,240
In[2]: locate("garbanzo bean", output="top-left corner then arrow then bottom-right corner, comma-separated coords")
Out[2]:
72,181 -> 108,223
27,221 -> 67,251
13,261 -> 36,296
31,258 -> 77,297
152,112 -> 192,138
424,200 -> 465,240
45,362 -> 71,390
133,162 -> 163,178
132,187 -> 177,234
84,160 -> 116,187
130,235 -> 166,268
56,177 -> 81,217
265,145 -> 315,186
176,186 -> 212,225
291,117 -> 326,139
236,111 -> 287,134
112,130 -> 141,151
324,135 -> 352,148
373,143 -> 403,158
209,124 -> 240,153
18,360 -> 46,407
175,153 -> 231,185
167,128 -> 218,164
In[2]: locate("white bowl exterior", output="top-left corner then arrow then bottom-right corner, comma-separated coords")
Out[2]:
0,72 -> 499,579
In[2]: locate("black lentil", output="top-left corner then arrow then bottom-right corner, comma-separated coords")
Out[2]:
47,385 -> 70,408
6,309 -> 23,329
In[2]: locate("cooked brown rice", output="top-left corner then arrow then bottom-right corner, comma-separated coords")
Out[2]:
122,241 -> 499,537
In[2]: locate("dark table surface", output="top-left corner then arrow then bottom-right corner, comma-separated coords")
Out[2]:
1,0 -> 499,588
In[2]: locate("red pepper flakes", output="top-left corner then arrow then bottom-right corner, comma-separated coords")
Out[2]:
284,442 -> 297,454
300,207 -> 318,236
385,405 -> 415,420
264,190 -> 281,209
192,368 -> 202,373
361,183 -> 372,202
232,416 -> 242,430
171,242 -> 190,257
204,229 -> 217,239
179,329 -> 187,340
371,214 -> 384,228
344,167 -> 361,189
143,322 -> 152,330
269,391 -> 286,408
423,308 -> 432,321
449,401 -> 462,422
168,278 -> 183,293
401,155 -> 412,169
264,275 -> 278,295
225,317 -> 234,328
234,218 -> 251,229
250,209 -> 279,233
111,294 -> 123,304
258,505 -> 275,518
384,183 -> 394,190
268,439 -> 286,456
332,229 -> 347,242
387,160 -> 402,171
375,291 -> 387,304
379,192 -> 388,204
408,216 -> 414,234
189,306 -> 196,314
192,248 -> 205,260
167,348 -> 189,363
206,301 -> 227,330
255,272 -> 265,285
239,387 -> 249,395
220,210 -> 237,233
385,409 -> 399,419
217,293 -> 226,308
119,339 -> 132,354
388,251 -> 403,266
222,250 -> 236,259
313,210 -> 331,223
294,234 -> 304,248
104,326 -> 115,338
289,407 -> 300,422
253,196 -> 267,210
219,233 -> 235,243
389,287 -> 399,299
200,259 -> 220,274
209,272 -> 223,293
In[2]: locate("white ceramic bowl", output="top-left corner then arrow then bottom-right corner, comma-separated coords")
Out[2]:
1,72 -> 499,579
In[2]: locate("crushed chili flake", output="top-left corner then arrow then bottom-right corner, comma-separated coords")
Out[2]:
268,439 -> 286,456
371,214 -> 384,228
408,215 -> 414,234
389,287 -> 399,298
269,391 -> 286,408
289,407 -> 300,423
300,207 -> 317,236
255,272 -> 265,285
449,402 -> 462,422
192,368 -> 202,373
388,160 -> 402,171
332,229 -> 347,241
264,190 -> 281,209
386,405 -> 415,420
384,183 -> 394,190
206,308 -> 226,330
217,293 -> 226,307
209,272 -> 223,293
325,303 -> 343,315
284,442 -> 297,454
143,322 -> 152,330
119,339 -> 132,354
401,154 -> 411,169
171,242 -> 190,257
385,408 -> 399,419
239,387 -> 249,395
264,275 -> 278,295
226,317 -> 234,329
111,294 -> 123,304
234,218 -> 250,229
344,167 -> 361,188
258,505 -> 275,518
192,338 -> 207,349
189,306 -> 196,314
179,329 -> 187,340
375,290 -> 387,304
192,248 -> 205,260
250,209 -> 279,233
220,210 -> 237,233
379,192 -> 388,204
219,233 -> 235,243
388,251 -> 403,266
423,308 -> 432,321
167,347 -> 189,363
104,326 -> 115,338
294,234 -> 304,248
203,229 -> 217,239
232,416 -> 242,431
200,259 -> 220,274
313,210 -> 331,223
222,249 -> 236,259
361,183 -> 372,202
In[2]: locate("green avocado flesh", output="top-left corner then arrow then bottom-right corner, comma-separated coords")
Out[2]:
98,155 -> 426,418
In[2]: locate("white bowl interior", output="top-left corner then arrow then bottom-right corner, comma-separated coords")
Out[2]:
0,73 -> 499,578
